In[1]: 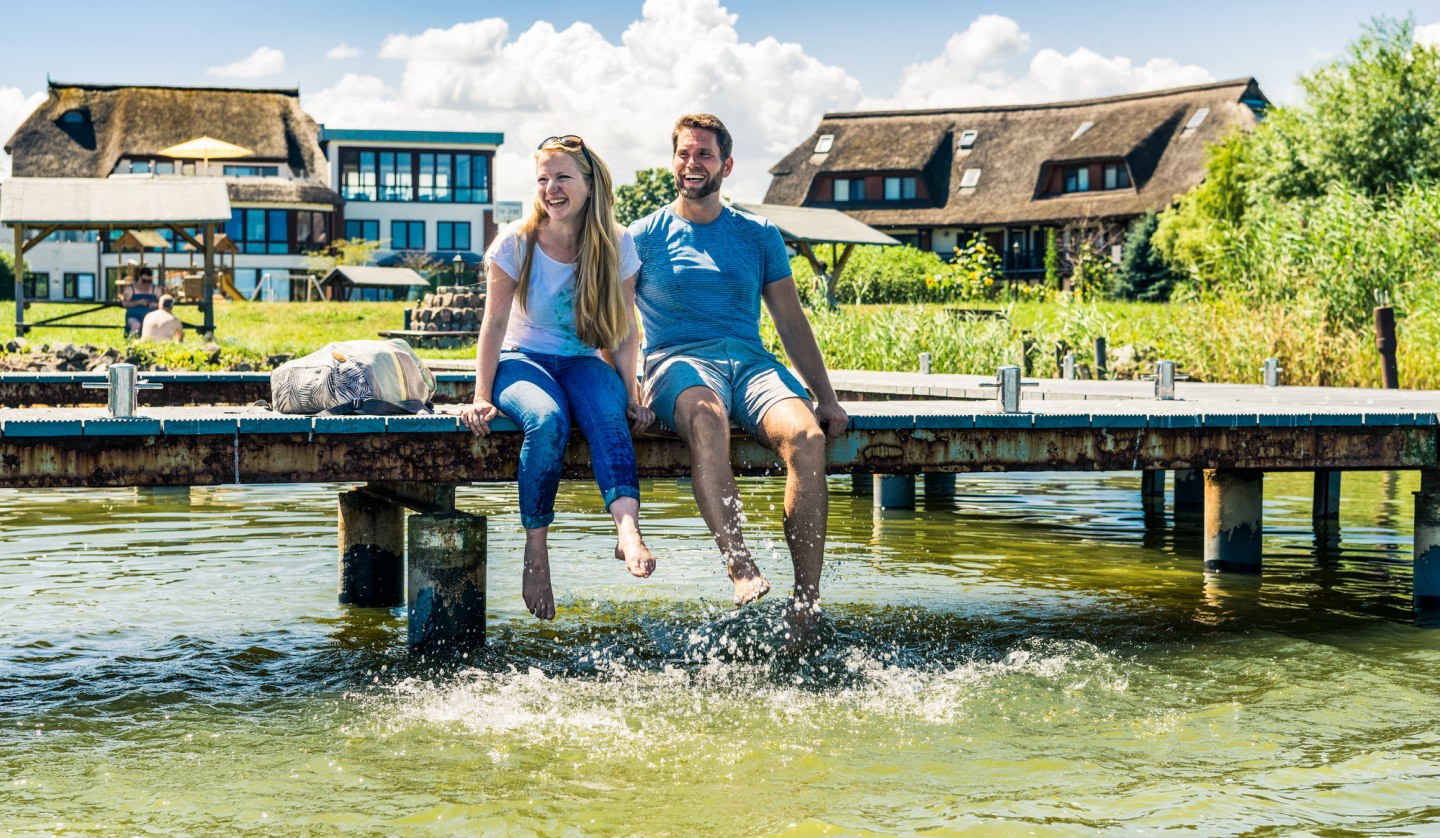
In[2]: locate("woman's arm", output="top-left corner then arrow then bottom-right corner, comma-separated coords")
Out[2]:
460,262 -> 516,435
612,275 -> 653,434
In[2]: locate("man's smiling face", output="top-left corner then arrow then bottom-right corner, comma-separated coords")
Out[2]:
672,127 -> 733,200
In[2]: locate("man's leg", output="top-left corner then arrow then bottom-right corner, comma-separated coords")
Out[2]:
672,385 -> 770,605
755,397 -> 829,617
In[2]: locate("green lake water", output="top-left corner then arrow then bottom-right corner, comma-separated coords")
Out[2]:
3,471 -> 1439,835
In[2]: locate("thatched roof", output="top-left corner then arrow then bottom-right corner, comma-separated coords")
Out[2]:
764,79 -> 1268,228
226,179 -> 342,206
5,81 -> 329,182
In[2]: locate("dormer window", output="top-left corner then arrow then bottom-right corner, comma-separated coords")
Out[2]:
1070,121 -> 1094,141
960,168 -> 981,189
1103,162 -> 1130,189
832,177 -> 863,201
884,176 -> 916,200
814,134 -> 834,154
59,109 -> 87,125
1063,166 -> 1089,192
958,130 -> 978,150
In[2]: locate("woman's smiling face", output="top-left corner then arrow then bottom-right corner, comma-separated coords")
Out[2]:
535,150 -> 590,223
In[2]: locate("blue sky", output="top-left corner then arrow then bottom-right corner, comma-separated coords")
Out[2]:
4,0 -> 1439,199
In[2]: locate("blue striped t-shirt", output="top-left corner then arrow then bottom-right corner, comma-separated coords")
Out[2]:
629,205 -> 792,354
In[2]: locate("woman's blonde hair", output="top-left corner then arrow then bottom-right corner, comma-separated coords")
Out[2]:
513,137 -> 627,350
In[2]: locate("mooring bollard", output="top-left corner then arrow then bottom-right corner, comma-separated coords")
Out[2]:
408,511 -> 488,649
919,352 -> 932,375
1142,360 -> 1188,400
1204,469 -> 1264,573
1262,358 -> 1282,388
1062,352 -> 1076,380
979,365 -> 1037,413
81,363 -> 163,417
338,488 -> 405,607
1374,293 -> 1399,389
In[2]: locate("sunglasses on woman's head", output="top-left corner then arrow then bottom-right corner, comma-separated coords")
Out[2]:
539,134 -> 593,167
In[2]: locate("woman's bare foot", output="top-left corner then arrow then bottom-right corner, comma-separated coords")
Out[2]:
613,535 -> 656,578
726,552 -> 771,606
523,532 -> 555,620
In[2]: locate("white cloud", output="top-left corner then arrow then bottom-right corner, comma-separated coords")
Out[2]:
207,47 -> 286,79
326,43 -> 362,60
0,86 -> 48,178
870,14 -> 1213,110
1418,23 -> 1440,47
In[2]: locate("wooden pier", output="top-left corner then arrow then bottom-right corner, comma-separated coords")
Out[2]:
4,368 -> 1440,646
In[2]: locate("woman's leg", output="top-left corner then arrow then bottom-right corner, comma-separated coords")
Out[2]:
493,353 -> 571,619
555,355 -> 655,578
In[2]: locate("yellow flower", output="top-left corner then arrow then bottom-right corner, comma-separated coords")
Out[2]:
984,278 -> 994,286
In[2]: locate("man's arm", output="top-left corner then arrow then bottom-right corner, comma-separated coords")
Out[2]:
761,276 -> 848,439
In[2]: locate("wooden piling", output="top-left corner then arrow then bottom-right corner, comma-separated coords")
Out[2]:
1414,470 -> 1440,611
1204,469 -> 1263,573
407,511 -> 487,649
1141,470 -> 1165,519
338,487 -> 405,607
1313,470 -> 1342,525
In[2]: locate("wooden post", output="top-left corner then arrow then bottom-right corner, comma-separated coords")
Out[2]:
12,224 -> 24,337
1313,470 -> 1341,525
202,222 -> 216,336
338,487 -> 405,607
1204,469 -> 1263,573
1414,470 -> 1440,612
408,511 -> 487,649
1142,470 -> 1166,522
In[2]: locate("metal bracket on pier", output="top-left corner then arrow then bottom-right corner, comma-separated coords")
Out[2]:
1141,360 -> 1188,400
1262,358 -> 1282,388
919,352 -> 932,375
80,363 -> 163,418
1062,352 -> 1076,380
978,364 -> 1038,413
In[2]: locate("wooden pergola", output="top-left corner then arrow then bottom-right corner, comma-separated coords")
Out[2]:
732,201 -> 900,308
2,177 -> 231,336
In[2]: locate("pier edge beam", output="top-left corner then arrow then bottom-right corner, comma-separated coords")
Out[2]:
338,487 -> 405,607
873,474 -> 916,509
407,511 -> 488,649
1414,470 -> 1440,612
1204,469 -> 1264,573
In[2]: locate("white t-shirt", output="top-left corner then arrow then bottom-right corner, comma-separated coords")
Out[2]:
485,222 -> 641,356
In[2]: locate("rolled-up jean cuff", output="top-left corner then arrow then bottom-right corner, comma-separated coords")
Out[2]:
521,511 -> 556,530
602,485 -> 640,508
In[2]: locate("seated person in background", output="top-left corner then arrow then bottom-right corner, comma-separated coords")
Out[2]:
122,267 -> 160,336
140,295 -> 183,342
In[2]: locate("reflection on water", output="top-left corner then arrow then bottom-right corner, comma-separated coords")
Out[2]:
3,472 -> 1440,834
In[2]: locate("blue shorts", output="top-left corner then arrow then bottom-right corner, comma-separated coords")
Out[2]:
643,338 -> 810,435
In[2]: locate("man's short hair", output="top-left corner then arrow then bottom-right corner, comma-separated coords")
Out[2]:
672,114 -> 733,160
159,294 -> 175,309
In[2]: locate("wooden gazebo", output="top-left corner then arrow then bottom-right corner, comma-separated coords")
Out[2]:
731,201 -> 899,308
2,177 -> 231,336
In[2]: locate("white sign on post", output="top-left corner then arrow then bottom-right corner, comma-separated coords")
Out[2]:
493,201 -> 524,225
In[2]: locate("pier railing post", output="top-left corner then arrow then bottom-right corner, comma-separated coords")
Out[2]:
1204,469 -> 1264,573
408,511 -> 488,649
1414,470 -> 1440,612
338,487 -> 405,607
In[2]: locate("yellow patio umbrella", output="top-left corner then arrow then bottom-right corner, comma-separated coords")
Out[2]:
157,135 -> 253,175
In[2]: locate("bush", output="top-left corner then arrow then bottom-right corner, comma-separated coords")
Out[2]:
790,245 -> 961,305
1108,212 -> 1181,302
0,250 -> 13,301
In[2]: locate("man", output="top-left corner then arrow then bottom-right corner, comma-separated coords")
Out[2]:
630,113 -> 848,628
140,294 -> 184,342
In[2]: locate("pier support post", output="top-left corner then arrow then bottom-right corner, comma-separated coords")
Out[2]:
873,474 -> 916,509
851,472 -> 873,495
1141,470 -> 1166,520
1174,469 -> 1204,513
1204,469 -> 1263,573
1313,470 -> 1342,525
407,511 -> 487,649
338,487 -> 405,607
923,473 -> 956,501
1414,470 -> 1440,612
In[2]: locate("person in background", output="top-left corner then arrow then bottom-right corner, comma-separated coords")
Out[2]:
140,294 -> 183,342
121,267 -> 160,337
460,135 -> 657,620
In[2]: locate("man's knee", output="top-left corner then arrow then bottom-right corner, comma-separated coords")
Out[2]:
674,388 -> 730,444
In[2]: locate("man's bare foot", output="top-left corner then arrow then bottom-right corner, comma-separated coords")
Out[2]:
726,553 -> 771,606
613,535 -> 656,578
523,537 -> 555,620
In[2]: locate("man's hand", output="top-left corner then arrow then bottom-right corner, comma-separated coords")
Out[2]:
627,401 -> 655,435
814,399 -> 848,440
460,399 -> 499,435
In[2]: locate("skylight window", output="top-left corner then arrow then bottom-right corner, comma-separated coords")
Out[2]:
1070,121 -> 1094,141
960,168 -> 981,189
814,134 -> 834,154
958,130 -> 978,150
1185,108 -> 1210,131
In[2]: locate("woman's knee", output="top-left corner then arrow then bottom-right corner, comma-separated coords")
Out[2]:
524,407 -> 570,447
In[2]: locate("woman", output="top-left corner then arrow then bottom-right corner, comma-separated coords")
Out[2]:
121,267 -> 160,337
460,135 -> 656,620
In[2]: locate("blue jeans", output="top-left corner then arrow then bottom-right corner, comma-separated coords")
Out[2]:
493,350 -> 640,529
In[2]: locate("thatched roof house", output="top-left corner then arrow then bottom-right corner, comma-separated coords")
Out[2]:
4,81 -> 340,206
764,79 -> 1268,261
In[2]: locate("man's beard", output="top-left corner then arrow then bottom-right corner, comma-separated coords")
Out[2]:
675,170 -> 722,199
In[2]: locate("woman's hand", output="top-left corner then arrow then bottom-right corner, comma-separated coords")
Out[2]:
461,399 -> 499,435
626,400 -> 654,435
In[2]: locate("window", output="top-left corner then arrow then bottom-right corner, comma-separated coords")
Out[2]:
884,176 -> 917,200
60,110 -> 86,124
960,168 -> 981,189
1070,121 -> 1094,141
223,164 -> 280,177
23,273 -> 49,300
958,130 -> 978,150
391,220 -> 425,250
155,162 -> 175,175
1103,163 -> 1131,190
814,134 -> 834,153
1185,107 -> 1210,131
831,177 -> 863,201
63,273 -> 96,300
437,221 -> 472,251
1063,166 -> 1089,192
295,211 -> 330,249
226,208 -> 290,254
345,219 -> 380,242
832,178 -> 851,202
340,149 -> 490,203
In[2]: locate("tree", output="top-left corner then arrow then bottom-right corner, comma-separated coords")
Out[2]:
1108,212 -> 1180,302
614,167 -> 678,225
0,250 -> 14,301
